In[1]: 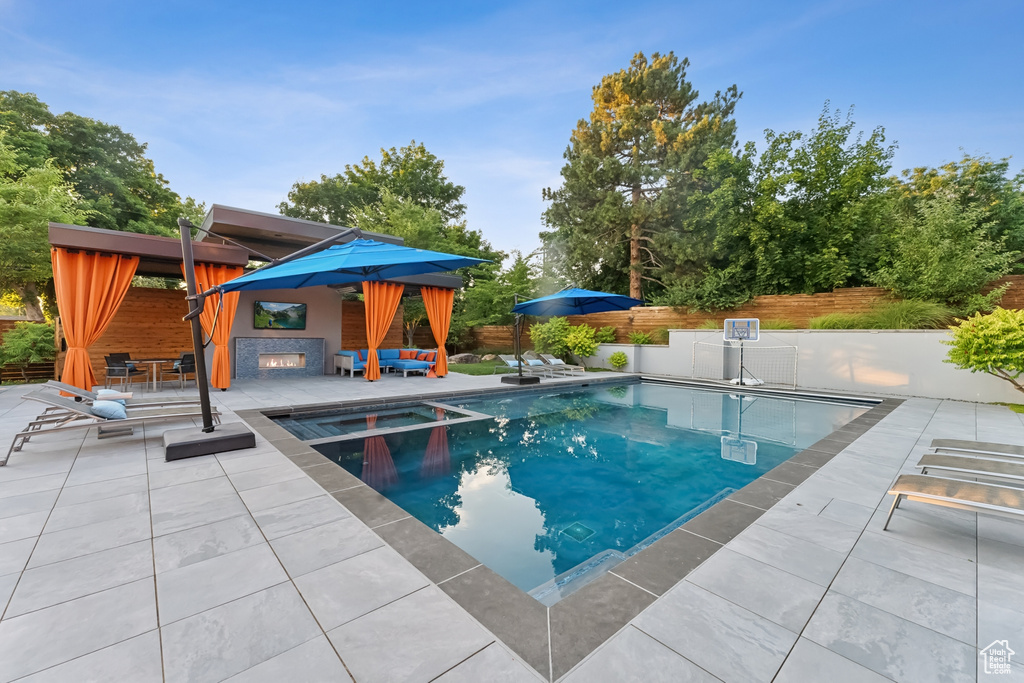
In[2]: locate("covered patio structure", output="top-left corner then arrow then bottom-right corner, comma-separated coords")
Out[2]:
47,205 -> 466,392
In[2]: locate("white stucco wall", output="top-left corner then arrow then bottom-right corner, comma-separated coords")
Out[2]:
594,329 -> 1021,403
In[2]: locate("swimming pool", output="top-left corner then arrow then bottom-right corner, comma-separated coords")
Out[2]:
276,381 -> 869,604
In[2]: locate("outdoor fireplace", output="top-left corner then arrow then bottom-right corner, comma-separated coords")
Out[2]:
258,353 -> 305,369
236,337 -> 324,379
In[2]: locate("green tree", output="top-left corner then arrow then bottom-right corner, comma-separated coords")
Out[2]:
724,105 -> 894,296
279,141 -> 467,226
402,296 -> 427,347
461,251 -> 537,328
0,91 -> 205,236
945,308 -> 1024,395
871,193 -> 1015,315
542,52 -> 740,300
0,321 -> 55,382
0,134 -> 85,319
891,154 -> 1024,269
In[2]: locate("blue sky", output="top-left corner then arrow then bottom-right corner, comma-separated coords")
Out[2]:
2,0 -> 1022,257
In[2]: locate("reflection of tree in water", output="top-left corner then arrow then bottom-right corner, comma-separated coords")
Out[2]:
606,385 -> 628,399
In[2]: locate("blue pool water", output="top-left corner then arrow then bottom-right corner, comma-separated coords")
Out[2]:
284,382 -> 868,603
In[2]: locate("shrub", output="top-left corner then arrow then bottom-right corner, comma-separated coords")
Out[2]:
594,326 -> 617,343
609,351 -> 628,370
627,330 -> 653,344
808,313 -> 865,329
650,328 -> 669,344
945,307 -> 1024,395
565,324 -> 598,359
760,319 -> 797,330
529,317 -> 571,358
861,300 -> 952,330
0,322 -> 55,382
697,319 -> 720,330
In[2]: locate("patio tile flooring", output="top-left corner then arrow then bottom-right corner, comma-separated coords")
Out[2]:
0,373 -> 1022,681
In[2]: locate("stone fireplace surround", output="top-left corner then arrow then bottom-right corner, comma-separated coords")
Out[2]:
235,337 -> 325,379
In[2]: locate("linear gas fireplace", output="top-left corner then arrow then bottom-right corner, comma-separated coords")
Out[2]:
259,353 -> 305,369
236,337 -> 324,379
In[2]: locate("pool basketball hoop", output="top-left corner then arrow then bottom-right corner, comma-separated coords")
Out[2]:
723,318 -> 763,386
723,318 -> 759,342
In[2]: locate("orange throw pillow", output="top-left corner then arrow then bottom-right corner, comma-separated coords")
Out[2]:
425,351 -> 436,362
399,350 -> 417,359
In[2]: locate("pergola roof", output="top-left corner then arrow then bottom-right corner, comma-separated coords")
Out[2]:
49,206 -> 465,291
196,204 -> 464,291
48,223 -> 249,277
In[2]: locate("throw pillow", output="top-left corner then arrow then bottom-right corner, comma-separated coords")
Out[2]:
91,400 -> 127,420
95,389 -> 127,406
548,358 -> 565,365
356,350 -> 365,361
416,352 -> 429,361
399,350 -> 417,359
527,359 -> 544,366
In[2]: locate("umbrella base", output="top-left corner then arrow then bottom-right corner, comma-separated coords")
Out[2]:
164,422 -> 256,461
501,375 -> 540,385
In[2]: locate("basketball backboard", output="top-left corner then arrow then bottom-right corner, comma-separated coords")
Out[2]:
723,318 -> 759,342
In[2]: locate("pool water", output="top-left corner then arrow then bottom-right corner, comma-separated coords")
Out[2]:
285,382 -> 868,604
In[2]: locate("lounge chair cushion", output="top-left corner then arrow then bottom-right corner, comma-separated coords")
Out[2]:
95,389 -> 127,406
399,349 -> 418,359
91,400 -> 127,420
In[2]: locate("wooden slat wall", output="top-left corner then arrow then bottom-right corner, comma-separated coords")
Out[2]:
54,288 -> 193,385
340,300 -> 404,350
467,277 -> 1024,347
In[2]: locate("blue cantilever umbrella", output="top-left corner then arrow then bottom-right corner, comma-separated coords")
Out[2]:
217,238 -> 488,293
511,288 -> 644,316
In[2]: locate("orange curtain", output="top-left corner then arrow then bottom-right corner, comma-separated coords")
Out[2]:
361,414 -> 398,490
362,281 -> 404,381
181,263 -> 243,389
421,287 -> 454,377
52,248 -> 139,390
420,408 -> 450,478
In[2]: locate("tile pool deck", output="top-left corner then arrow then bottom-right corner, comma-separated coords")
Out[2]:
0,373 -> 1021,682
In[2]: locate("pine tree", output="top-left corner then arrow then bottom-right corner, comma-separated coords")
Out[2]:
542,52 -> 740,299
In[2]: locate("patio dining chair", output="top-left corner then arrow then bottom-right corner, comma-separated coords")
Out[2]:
104,354 -> 146,390
160,352 -> 196,390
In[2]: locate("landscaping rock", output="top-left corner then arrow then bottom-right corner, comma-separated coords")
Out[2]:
449,353 -> 480,364
480,354 -> 498,361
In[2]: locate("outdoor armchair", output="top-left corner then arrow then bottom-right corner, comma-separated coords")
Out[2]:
160,352 -> 196,390
104,354 -> 146,390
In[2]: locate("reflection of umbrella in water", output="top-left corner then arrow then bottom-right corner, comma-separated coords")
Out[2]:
361,414 -> 398,490
420,408 -> 451,478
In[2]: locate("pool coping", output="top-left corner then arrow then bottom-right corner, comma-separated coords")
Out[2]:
235,377 -> 902,681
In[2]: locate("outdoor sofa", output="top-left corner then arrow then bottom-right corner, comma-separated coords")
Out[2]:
334,349 -> 438,377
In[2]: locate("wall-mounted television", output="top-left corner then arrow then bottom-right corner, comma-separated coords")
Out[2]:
254,301 -> 307,330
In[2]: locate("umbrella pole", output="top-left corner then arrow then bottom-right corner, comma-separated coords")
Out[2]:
502,293 -> 539,385
180,220 -> 216,432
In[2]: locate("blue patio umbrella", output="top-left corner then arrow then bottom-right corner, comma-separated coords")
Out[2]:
511,288 -> 644,316
217,238 -> 488,293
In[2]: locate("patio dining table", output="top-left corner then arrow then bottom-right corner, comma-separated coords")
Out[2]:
133,358 -> 179,392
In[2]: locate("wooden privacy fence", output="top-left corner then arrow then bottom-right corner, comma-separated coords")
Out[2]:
467,277 -> 1024,347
